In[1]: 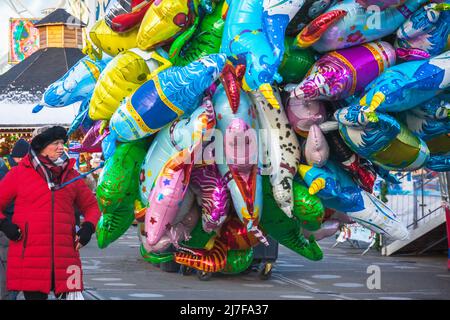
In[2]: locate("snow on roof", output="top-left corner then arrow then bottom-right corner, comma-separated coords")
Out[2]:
0,102 -> 79,127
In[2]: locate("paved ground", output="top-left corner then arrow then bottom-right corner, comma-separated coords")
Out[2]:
71,226 -> 450,301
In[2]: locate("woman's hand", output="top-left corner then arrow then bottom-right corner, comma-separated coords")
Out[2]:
0,219 -> 22,241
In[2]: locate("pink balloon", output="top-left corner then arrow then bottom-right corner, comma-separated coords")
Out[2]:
190,164 -> 230,233
69,121 -> 109,153
141,203 -> 200,253
286,99 -> 327,134
305,124 -> 329,167
145,150 -> 193,246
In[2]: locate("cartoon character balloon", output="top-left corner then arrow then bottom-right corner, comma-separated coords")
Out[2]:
335,104 -> 430,171
359,51 -> 450,117
396,3 -> 450,57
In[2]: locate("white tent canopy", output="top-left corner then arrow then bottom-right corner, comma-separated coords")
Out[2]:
0,102 -> 79,127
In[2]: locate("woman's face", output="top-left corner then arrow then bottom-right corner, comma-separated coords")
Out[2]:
40,139 -> 65,161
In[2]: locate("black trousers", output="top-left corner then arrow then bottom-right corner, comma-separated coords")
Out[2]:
23,271 -> 67,300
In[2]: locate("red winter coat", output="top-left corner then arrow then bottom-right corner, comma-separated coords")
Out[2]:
0,155 -> 101,294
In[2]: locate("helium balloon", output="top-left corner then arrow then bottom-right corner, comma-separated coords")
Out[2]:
89,49 -> 168,121
359,51 -> 450,116
286,0 -> 338,36
105,0 -> 154,33
324,130 -> 377,193
220,0 -> 282,108
397,93 -> 450,141
170,0 -> 226,66
139,97 -> 216,207
261,176 -> 323,261
290,41 -> 396,101
137,0 -> 200,51
278,37 -> 316,84
213,84 -> 263,232
310,0 -> 427,53
90,19 -> 139,57
396,3 -> 450,57
69,121 -> 109,153
110,54 -> 226,142
336,105 -> 430,171
292,181 -> 325,232
356,0 -> 407,10
35,55 -> 112,111
96,139 -> 150,248
190,164 -> 230,233
144,100 -> 216,246
298,161 -> 409,240
251,86 -> 301,217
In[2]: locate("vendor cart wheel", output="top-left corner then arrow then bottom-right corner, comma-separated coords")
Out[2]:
258,262 -> 273,280
180,265 -> 195,276
197,271 -> 213,281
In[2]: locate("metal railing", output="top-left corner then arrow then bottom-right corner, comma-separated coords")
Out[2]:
381,171 -> 448,252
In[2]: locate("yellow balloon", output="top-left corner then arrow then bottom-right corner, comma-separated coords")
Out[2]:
137,0 -> 198,51
90,19 -> 138,57
89,49 -> 172,121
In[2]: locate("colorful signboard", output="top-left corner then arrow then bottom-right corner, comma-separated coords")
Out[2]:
8,18 -> 40,64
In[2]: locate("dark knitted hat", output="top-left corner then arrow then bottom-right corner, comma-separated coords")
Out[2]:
31,126 -> 68,153
10,138 -> 30,158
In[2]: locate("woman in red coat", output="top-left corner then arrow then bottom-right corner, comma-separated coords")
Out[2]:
0,126 -> 101,300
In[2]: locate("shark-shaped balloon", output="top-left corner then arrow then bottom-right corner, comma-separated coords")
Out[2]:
110,53 -> 226,142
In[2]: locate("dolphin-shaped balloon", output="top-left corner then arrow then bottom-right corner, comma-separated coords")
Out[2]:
34,55 -> 112,112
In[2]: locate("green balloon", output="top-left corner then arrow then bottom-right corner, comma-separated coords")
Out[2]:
222,248 -> 254,274
278,38 -> 316,84
170,0 -> 225,66
140,245 -> 174,264
96,139 -> 150,248
260,176 -> 323,261
293,182 -> 324,232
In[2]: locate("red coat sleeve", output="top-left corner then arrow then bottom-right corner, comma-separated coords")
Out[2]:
74,179 -> 101,228
0,167 -> 18,220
